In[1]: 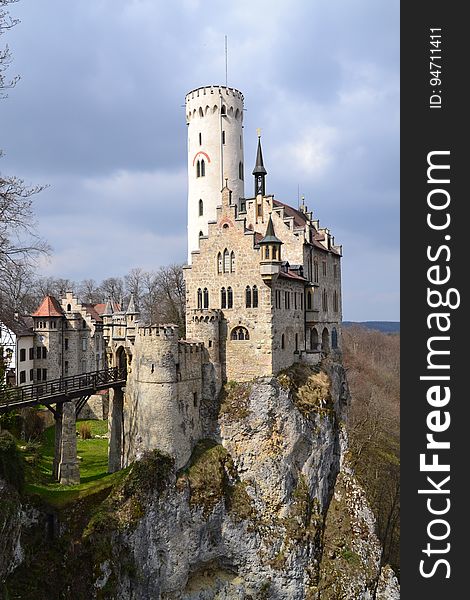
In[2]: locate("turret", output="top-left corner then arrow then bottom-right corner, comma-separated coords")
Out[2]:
102,298 -> 113,342
259,214 -> 282,282
126,293 -> 139,341
252,132 -> 267,197
186,85 -> 245,261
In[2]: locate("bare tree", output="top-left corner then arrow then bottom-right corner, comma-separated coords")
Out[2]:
1,0 -> 48,320
100,277 -> 125,306
78,278 -> 102,303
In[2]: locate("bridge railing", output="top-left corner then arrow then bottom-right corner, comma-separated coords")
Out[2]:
0,367 -> 127,409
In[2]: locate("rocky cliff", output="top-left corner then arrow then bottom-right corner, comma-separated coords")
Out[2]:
2,359 -> 400,599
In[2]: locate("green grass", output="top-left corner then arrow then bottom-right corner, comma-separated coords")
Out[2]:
20,419 -> 122,507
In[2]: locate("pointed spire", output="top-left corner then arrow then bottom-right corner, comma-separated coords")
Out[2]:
253,132 -> 267,197
259,214 -> 282,245
126,293 -> 137,315
252,134 -> 267,176
103,298 -> 114,316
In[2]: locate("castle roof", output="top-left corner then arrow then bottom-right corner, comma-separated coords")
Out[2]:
32,295 -> 64,318
259,214 -> 282,245
83,303 -> 102,322
252,136 -> 267,176
95,301 -> 120,316
273,199 -> 308,228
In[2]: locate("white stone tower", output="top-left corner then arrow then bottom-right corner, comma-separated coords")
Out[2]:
185,85 -> 245,261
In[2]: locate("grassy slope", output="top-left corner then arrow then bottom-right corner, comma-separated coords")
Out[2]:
21,420 -> 122,507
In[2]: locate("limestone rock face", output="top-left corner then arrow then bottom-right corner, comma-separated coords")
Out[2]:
0,479 -> 23,581
98,360 -> 399,599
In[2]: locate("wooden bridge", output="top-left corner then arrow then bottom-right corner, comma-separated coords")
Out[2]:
0,367 -> 127,485
0,367 -> 127,415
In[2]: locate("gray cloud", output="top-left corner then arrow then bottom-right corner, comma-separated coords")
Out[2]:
1,0 -> 399,320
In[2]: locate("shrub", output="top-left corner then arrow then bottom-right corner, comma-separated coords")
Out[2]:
79,423 -> 92,440
0,430 -> 24,491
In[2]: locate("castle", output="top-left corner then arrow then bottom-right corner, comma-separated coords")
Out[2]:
6,85 -> 343,479
104,85 -> 343,471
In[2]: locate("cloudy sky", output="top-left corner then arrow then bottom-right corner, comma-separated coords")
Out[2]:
1,0 -> 399,321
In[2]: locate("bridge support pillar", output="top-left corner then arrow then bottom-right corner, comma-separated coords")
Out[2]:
52,403 -> 63,481
108,387 -> 124,473
57,401 -> 80,485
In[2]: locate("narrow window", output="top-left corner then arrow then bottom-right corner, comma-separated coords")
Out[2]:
199,231 -> 203,238
67,303 -> 71,312
300,294 -> 303,310
193,392 -> 198,407
281,334 -> 285,350
20,348 -> 26,362
230,251 -> 235,273
332,328 -> 338,349
223,249 -> 230,273
197,288 -> 202,309
37,368 -> 42,381
285,291 -> 290,309
222,130 -> 225,144
201,159 -> 205,177
239,161 -> 244,180
64,361 -> 69,374
294,293 -> 297,310
295,333 -> 298,352
245,286 -> 252,308
217,252 -> 223,274
19,371 -> 26,384
322,261 -> 327,277
272,246 -> 277,260
64,338 -> 69,351
322,289 -> 328,311
42,347 -> 47,359
314,261 -> 319,283
196,160 -> 200,178
227,287 -> 233,309
36,347 -> 41,360
203,288 -> 209,309
253,285 -> 258,308
221,105 -> 226,115
199,199 -> 203,216
221,287 -> 227,309
333,290 -> 339,313
83,320 -> 87,329
29,369 -> 34,381
307,290 -> 312,310
29,347 -> 34,360
199,132 -> 202,146
265,246 -> 270,259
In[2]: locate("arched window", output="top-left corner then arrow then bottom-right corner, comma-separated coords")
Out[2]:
217,252 -> 222,274
203,288 -> 209,309
239,161 -> 244,180
245,286 -> 251,308
227,287 -> 233,308
221,287 -> 227,309
199,107 -> 204,117
314,261 -> 319,283
197,289 -> 202,309
307,290 -> 312,310
281,333 -> 285,349
223,249 -> 230,273
231,326 -> 249,340
310,328 -> 319,350
196,160 -> 200,178
322,328 -> 330,352
252,285 -> 258,308
199,230 -> 203,238
67,303 -> 71,312
221,105 -> 226,115
332,328 -> 338,349
199,199 -> 204,216
230,251 -> 235,272
200,159 -> 205,177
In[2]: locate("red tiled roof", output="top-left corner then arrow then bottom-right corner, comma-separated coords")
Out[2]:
83,304 -> 102,322
32,295 -> 64,318
93,302 -> 121,316
273,199 -> 308,228
279,269 -> 307,282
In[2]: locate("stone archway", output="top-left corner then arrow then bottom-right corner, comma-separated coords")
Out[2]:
322,327 -> 330,353
310,327 -> 319,351
108,345 -> 126,473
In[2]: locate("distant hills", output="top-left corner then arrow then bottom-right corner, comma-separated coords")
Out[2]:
343,321 -> 400,334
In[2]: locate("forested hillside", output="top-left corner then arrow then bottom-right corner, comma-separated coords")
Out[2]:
342,326 -> 400,576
